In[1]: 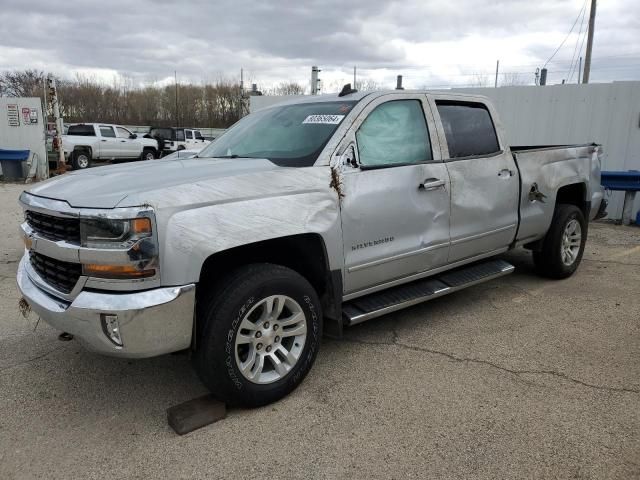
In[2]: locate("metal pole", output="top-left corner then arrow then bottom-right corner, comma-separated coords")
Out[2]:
494,60 -> 499,88
540,68 -> 548,86
311,66 -> 318,95
353,66 -> 356,90
47,76 -> 66,172
578,57 -> 582,84
582,0 -> 597,84
239,68 -> 244,119
174,71 -> 178,127
395,75 -> 404,90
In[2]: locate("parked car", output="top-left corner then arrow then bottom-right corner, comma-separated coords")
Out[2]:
62,123 -> 160,169
146,127 -> 210,155
18,89 -> 606,408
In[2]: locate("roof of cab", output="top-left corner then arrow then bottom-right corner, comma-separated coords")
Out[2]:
264,89 -> 490,108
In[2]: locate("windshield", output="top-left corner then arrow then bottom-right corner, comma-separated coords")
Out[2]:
198,101 -> 356,167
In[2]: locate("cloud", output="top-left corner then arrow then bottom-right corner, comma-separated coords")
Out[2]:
0,0 -> 639,91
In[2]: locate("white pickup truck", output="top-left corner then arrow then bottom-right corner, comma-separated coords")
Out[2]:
62,123 -> 160,169
18,89 -> 606,407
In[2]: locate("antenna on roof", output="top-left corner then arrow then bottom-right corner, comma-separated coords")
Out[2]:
338,83 -> 358,97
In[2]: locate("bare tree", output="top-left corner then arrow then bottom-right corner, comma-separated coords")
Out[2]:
0,69 -> 47,97
471,74 -> 491,88
355,79 -> 382,91
267,81 -> 306,96
500,72 -> 528,86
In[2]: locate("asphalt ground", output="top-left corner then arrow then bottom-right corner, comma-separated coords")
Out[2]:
0,181 -> 638,479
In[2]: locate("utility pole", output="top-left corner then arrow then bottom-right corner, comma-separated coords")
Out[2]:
174,70 -> 179,128
578,57 -> 582,84
311,66 -> 321,95
494,60 -> 499,88
353,66 -> 356,90
47,76 -> 65,175
582,0 -> 597,84
239,68 -> 244,119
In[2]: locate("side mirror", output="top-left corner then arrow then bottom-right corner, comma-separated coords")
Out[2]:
340,145 -> 358,168
130,133 -> 137,139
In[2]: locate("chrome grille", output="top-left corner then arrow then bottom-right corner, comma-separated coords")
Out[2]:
29,251 -> 82,294
25,210 -> 80,244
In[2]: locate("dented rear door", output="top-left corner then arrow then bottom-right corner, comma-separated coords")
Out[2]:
431,96 -> 519,262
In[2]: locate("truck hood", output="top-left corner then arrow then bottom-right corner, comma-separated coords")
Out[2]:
26,158 -> 282,209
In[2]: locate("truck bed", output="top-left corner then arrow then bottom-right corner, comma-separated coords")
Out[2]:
512,143 -> 603,245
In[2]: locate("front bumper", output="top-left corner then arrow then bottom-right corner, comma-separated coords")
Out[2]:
17,255 -> 195,358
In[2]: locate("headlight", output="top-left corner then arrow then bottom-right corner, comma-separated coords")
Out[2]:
80,215 -> 158,280
81,217 -> 152,249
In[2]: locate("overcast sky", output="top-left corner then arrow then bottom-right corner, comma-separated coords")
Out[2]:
1,0 -> 639,92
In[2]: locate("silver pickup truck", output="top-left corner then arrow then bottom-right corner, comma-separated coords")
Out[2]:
17,89 -> 606,407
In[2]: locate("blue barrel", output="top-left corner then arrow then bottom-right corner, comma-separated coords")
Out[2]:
0,149 -> 30,180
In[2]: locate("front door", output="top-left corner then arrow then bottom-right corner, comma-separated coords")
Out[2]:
115,126 -> 139,157
339,95 -> 451,294
433,99 -> 519,262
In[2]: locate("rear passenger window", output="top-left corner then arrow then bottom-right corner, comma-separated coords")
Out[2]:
356,100 -> 432,167
176,130 -> 185,141
67,125 -> 95,136
436,102 -> 500,158
185,130 -> 193,139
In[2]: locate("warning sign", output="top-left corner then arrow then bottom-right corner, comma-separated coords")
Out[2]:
22,107 -> 38,125
7,104 -> 19,126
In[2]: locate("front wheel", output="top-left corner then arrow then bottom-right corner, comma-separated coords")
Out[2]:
194,264 -> 322,407
141,148 -> 156,161
533,204 -> 587,279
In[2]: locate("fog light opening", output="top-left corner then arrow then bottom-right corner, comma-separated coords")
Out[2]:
101,314 -> 123,347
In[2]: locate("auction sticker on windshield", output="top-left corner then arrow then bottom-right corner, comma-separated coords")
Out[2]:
302,114 -> 345,125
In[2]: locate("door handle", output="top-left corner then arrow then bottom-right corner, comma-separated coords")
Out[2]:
101,139 -> 107,142
498,169 -> 514,177
120,140 -> 126,143
419,178 -> 446,191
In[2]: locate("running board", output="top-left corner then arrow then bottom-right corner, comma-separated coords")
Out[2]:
342,259 -> 514,326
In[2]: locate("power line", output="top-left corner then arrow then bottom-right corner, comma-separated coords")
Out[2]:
543,0 -> 589,68
567,2 -> 588,82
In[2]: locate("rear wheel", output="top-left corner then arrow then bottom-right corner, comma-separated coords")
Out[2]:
71,150 -> 91,170
194,264 -> 322,407
533,204 -> 587,279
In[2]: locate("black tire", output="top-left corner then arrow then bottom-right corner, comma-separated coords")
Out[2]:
71,150 -> 91,170
194,264 -> 322,407
141,148 -> 156,161
533,204 -> 587,279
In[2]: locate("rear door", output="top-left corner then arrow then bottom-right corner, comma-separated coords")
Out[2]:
431,97 -> 519,262
98,125 -> 119,158
339,95 -> 451,294
115,126 -> 140,157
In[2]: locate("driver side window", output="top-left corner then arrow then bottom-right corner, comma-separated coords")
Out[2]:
356,100 -> 432,167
